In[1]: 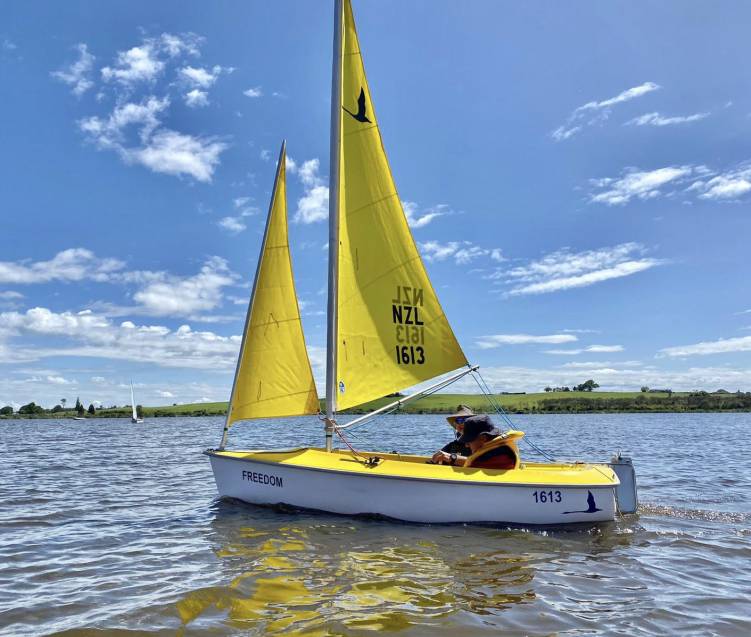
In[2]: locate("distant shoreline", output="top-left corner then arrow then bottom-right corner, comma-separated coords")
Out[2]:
4,391 -> 751,419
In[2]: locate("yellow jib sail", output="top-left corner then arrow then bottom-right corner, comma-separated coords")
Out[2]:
228,142 -> 319,423
334,0 -> 467,411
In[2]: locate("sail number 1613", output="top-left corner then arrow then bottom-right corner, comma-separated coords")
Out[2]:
395,345 -> 425,365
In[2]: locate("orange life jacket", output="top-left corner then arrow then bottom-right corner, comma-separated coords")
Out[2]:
465,431 -> 525,469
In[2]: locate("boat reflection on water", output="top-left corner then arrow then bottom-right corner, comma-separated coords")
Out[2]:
175,500 -> 636,634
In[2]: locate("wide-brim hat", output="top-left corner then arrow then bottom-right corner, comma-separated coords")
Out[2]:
456,415 -> 501,444
446,404 -> 475,429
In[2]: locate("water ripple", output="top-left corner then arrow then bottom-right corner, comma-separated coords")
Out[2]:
0,413 -> 749,636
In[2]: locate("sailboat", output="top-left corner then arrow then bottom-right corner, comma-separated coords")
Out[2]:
206,0 -> 638,525
130,381 -> 143,423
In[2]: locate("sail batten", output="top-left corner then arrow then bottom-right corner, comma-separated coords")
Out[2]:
225,141 -> 319,429
332,0 -> 468,411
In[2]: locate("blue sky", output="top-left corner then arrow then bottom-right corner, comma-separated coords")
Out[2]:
2,1 -> 751,409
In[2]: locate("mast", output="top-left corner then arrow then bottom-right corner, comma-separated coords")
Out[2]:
324,0 -> 343,452
218,141 -> 287,450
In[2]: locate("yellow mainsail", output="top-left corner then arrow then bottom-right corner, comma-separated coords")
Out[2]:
332,0 -> 467,411
227,142 -> 319,424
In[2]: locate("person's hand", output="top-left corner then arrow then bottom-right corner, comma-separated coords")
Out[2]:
432,450 -> 450,464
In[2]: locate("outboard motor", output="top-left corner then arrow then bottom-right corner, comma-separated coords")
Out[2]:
608,453 -> 638,514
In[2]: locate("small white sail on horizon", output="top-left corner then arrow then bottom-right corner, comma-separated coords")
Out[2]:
130,381 -> 143,423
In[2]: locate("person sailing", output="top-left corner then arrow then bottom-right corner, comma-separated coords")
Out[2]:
438,405 -> 474,456
431,415 -> 519,470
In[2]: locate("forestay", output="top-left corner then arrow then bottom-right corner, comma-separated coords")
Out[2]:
227,143 -> 319,425
334,0 -> 467,411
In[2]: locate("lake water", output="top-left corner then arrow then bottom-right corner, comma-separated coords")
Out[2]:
1,413 -> 749,636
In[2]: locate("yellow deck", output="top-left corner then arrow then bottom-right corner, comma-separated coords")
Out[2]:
211,447 -> 618,487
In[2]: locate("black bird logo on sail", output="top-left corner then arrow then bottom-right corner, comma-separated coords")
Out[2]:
343,87 -> 371,123
563,491 -> 602,514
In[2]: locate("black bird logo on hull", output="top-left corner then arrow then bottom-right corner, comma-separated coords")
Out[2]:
563,491 -> 602,514
343,87 -> 371,123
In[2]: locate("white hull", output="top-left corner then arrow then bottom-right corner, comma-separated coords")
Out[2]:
207,452 -> 616,525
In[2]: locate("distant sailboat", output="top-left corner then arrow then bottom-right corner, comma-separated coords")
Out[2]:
205,0 -> 637,525
130,382 -> 144,423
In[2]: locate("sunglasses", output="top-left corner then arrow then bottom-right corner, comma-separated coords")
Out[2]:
454,416 -> 468,424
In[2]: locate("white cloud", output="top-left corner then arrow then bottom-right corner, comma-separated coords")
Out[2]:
68,34 -> 228,182
552,81 -> 660,141
292,159 -> 329,224
157,390 -> 174,397
0,307 -> 241,370
497,242 -> 663,296
510,260 -> 661,295
297,186 -> 329,224
544,345 -> 624,355
46,375 -> 75,385
476,334 -> 578,349
260,149 -> 272,162
420,240 -> 502,265
560,360 -> 641,369
694,165 -> 751,200
79,96 -> 170,148
550,125 -> 582,142
179,65 -> 224,89
626,111 -> 709,127
218,216 -> 246,234
159,33 -> 203,58
589,166 -> 693,205
132,256 -> 236,317
577,82 -> 661,111
500,242 -> 664,296
1,308 -> 110,337
100,33 -> 204,87
420,241 -> 461,262
0,250 -> 242,320
102,42 -> 164,86
659,335 -> 751,358
402,201 -> 448,229
229,197 -> 258,219
0,291 -> 24,299
0,248 -> 125,284
184,89 -> 209,108
78,95 -> 228,182
586,344 -> 624,353
589,162 -> 751,204
243,86 -> 263,98
124,129 -> 228,182
51,43 -> 95,96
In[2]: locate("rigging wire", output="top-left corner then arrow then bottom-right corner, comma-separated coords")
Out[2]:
324,365 -> 557,463
471,369 -> 557,462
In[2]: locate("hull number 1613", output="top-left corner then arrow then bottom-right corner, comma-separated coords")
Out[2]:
533,490 -> 562,503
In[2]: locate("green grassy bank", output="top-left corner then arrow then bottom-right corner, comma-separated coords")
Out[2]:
5,391 -> 750,419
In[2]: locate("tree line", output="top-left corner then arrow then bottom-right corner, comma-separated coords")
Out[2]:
544,379 -> 600,392
1,397 -> 143,417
